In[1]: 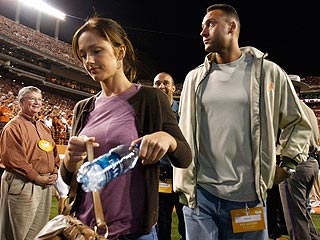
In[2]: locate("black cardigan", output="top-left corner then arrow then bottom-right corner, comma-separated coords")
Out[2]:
61,85 -> 191,234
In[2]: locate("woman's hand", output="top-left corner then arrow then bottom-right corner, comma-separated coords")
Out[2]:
63,135 -> 99,172
131,131 -> 177,165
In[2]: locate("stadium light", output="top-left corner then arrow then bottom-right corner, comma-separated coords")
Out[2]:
19,0 -> 66,21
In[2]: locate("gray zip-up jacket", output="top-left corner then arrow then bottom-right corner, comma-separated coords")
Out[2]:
173,46 -> 312,208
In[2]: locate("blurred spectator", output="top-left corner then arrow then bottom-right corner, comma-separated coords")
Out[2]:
279,75 -> 320,240
0,97 -> 11,131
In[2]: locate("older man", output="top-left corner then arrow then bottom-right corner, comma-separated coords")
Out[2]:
0,86 -> 60,240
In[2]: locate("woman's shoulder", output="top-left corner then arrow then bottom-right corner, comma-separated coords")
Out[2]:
137,84 -> 165,96
129,84 -> 167,107
74,94 -> 97,109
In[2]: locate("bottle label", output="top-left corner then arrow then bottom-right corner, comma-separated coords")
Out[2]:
97,152 -> 124,181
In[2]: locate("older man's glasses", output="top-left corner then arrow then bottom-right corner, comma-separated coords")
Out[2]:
26,96 -> 43,102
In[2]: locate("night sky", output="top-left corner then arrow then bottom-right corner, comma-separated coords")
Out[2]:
0,0 -> 318,83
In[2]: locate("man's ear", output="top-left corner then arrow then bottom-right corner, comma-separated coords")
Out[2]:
229,21 -> 236,34
172,85 -> 176,93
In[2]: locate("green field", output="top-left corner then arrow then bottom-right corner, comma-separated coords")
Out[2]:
50,197 -> 320,240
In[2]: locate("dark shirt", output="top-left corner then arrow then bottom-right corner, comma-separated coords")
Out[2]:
160,99 -> 179,179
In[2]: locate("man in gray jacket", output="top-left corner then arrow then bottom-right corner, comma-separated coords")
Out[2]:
279,75 -> 320,240
173,3 -> 312,240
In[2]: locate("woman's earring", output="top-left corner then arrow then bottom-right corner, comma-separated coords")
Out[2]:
116,60 -> 121,69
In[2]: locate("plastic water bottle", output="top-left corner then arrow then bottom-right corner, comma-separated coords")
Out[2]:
77,144 -> 139,192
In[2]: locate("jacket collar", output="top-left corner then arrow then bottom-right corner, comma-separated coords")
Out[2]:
18,112 -> 37,122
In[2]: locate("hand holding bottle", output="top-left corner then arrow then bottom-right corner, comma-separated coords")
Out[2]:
77,144 -> 140,192
75,131 -> 177,192
130,131 -> 177,165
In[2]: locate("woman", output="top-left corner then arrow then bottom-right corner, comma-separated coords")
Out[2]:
0,86 -> 60,240
60,17 -> 192,240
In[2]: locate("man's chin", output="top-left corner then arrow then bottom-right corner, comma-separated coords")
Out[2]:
204,45 -> 213,52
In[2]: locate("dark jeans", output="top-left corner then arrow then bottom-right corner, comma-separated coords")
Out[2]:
119,226 -> 157,240
183,186 -> 268,240
157,192 -> 185,240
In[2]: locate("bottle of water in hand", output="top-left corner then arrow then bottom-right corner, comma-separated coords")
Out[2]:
77,144 -> 139,192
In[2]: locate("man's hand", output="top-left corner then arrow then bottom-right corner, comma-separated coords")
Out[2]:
273,165 -> 289,185
34,173 -> 58,187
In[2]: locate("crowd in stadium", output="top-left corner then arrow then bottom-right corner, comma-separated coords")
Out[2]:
0,15 -> 80,67
0,14 -> 183,101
